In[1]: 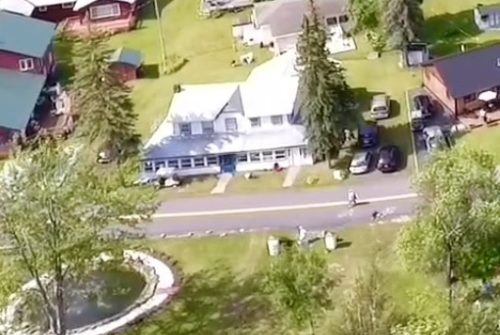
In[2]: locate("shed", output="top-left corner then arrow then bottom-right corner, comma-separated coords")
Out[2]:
401,42 -> 429,68
108,47 -> 143,82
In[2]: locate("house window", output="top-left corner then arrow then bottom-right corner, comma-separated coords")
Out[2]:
38,6 -> 47,12
193,157 -> 205,167
202,121 -> 214,135
61,2 -> 74,8
180,158 -> 192,168
250,117 -> 261,128
481,14 -> 489,21
19,58 -> 34,72
89,3 -> 121,20
249,152 -> 261,162
206,156 -> 218,166
275,150 -> 287,160
154,160 -> 166,170
225,117 -> 238,132
326,16 -> 338,25
144,161 -> 153,172
179,123 -> 191,136
237,153 -> 248,162
262,151 -> 273,161
271,115 -> 283,125
463,93 -> 476,103
167,159 -> 179,168
300,147 -> 309,158
339,15 -> 349,23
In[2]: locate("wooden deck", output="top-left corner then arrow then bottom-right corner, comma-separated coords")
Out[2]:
459,110 -> 500,129
58,15 -> 137,35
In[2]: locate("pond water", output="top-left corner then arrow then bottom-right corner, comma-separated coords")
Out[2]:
64,268 -> 146,330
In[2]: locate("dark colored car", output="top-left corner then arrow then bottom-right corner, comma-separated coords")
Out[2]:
358,124 -> 379,148
413,94 -> 435,118
377,145 -> 401,173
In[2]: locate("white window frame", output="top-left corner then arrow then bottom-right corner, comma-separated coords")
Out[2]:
19,58 -> 34,72
237,153 -> 249,162
249,117 -> 261,128
89,3 -> 121,20
206,156 -> 218,166
38,6 -> 47,12
262,151 -> 273,162
180,158 -> 193,168
201,121 -> 214,135
224,117 -> 238,132
271,115 -> 283,125
178,123 -> 192,136
193,157 -> 205,167
249,152 -> 261,162
144,161 -> 154,172
167,159 -> 179,168
61,2 -> 74,9
275,150 -> 287,160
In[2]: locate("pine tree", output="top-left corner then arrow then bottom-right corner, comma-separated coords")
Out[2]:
297,0 -> 356,165
71,33 -> 141,162
382,0 -> 424,49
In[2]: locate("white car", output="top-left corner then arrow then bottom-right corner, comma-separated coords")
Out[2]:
349,151 -> 374,175
423,126 -> 450,153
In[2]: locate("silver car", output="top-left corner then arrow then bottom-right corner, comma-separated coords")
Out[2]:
423,126 -> 449,153
349,151 -> 373,175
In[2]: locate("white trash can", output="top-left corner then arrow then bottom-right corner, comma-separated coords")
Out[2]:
267,236 -> 280,256
324,232 -> 337,251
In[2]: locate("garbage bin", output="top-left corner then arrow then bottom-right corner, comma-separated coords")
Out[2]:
267,236 -> 280,256
324,232 -> 337,252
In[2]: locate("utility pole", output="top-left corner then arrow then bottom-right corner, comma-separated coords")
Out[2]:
153,0 -> 168,74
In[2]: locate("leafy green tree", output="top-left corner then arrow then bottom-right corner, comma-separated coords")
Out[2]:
262,244 -> 338,334
397,147 -> 500,310
381,0 -> 424,49
297,0 -> 357,165
0,142 -> 157,335
335,260 -> 395,335
349,0 -> 381,32
71,33 -> 141,162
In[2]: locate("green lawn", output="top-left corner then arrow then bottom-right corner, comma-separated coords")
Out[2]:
461,126 -> 500,162
109,0 -> 271,137
225,171 -> 286,194
157,175 -> 219,200
133,224 -> 445,335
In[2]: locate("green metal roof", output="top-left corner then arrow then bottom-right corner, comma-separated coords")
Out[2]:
109,47 -> 143,68
0,10 -> 56,58
0,68 -> 46,130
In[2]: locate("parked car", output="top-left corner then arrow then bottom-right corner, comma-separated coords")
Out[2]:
422,126 -> 450,153
410,110 -> 424,132
349,151 -> 374,175
358,123 -> 379,148
370,94 -> 390,120
413,94 -> 435,119
377,145 -> 401,173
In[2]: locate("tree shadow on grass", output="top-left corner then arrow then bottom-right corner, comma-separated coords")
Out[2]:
424,10 -> 481,57
135,265 -> 275,335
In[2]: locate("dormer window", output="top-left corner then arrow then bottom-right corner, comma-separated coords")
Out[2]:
179,123 -> 191,136
225,117 -> 238,132
271,115 -> 283,125
202,121 -> 214,134
38,6 -> 47,12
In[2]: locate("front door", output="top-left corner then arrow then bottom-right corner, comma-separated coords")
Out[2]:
220,154 -> 236,173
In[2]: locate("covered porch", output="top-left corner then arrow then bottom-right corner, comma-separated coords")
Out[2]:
460,90 -> 500,129
58,14 -> 137,34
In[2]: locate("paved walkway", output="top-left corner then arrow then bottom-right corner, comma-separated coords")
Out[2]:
282,166 -> 301,188
210,173 -> 233,194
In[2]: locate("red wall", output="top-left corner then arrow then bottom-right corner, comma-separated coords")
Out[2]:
0,47 -> 54,75
32,1 -> 135,23
110,63 -> 138,82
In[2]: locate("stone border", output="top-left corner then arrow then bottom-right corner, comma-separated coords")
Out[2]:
1,250 -> 179,335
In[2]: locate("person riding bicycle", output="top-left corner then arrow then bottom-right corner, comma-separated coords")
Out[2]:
348,189 -> 358,207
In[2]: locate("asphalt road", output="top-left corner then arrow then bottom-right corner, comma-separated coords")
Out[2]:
139,172 -> 417,237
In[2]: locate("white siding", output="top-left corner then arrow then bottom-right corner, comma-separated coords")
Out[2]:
191,122 -> 203,135
214,112 -> 249,133
175,166 -> 221,177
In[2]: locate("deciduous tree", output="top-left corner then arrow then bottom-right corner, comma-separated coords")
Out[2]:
349,0 -> 381,32
297,0 -> 357,165
381,0 -> 424,49
71,33 -> 141,162
0,142 -> 157,335
262,244 -> 338,334
397,147 -> 500,311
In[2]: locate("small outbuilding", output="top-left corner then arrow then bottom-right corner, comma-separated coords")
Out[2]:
109,47 -> 143,82
474,3 -> 500,31
401,42 -> 430,68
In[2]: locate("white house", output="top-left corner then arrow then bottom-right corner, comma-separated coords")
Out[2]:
143,51 -> 313,177
474,3 -> 500,31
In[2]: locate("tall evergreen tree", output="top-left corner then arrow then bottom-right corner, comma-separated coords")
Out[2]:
381,0 -> 424,49
297,0 -> 356,165
71,33 -> 141,162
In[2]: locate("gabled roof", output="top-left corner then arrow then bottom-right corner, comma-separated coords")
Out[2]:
0,68 -> 46,130
168,83 -> 240,122
476,3 -> 500,16
429,44 -> 500,98
0,0 -> 137,16
253,0 -> 348,37
109,47 -> 143,68
0,10 -> 56,57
